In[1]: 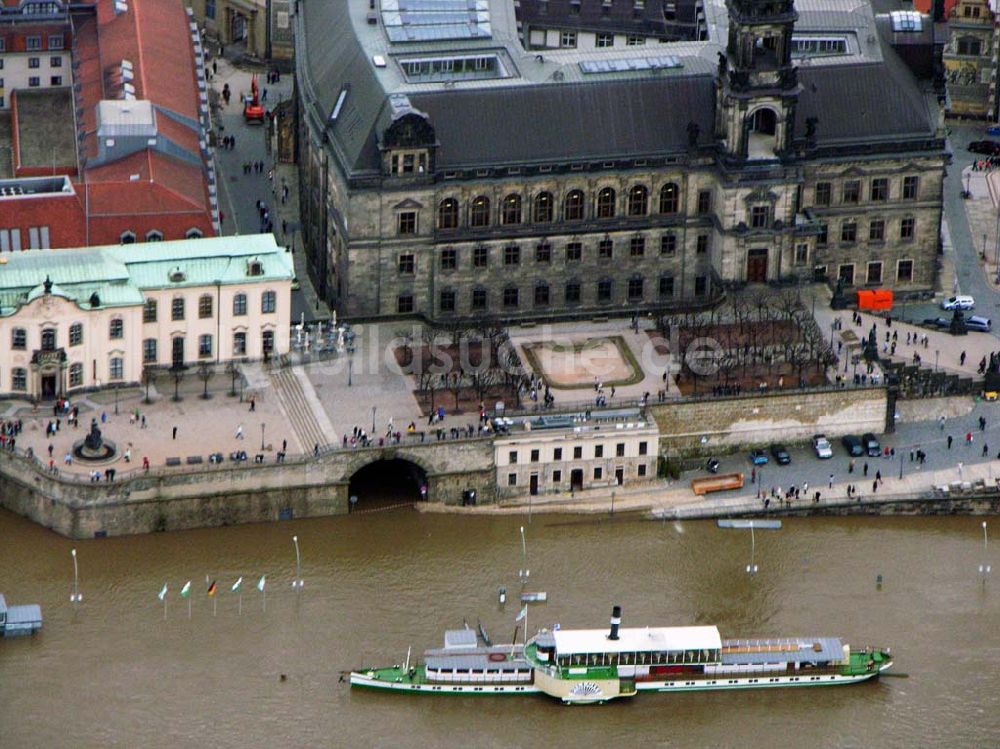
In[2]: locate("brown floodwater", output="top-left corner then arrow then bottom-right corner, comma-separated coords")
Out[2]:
0,505 -> 997,748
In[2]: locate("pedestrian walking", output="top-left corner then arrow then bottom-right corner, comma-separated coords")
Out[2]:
249,397 -> 256,412
849,459 -> 855,474
235,424 -> 244,440
172,426 -> 178,440
947,435 -> 953,449
212,59 -> 217,74
802,482 -> 809,494
863,462 -> 869,476
872,480 -> 878,494
980,416 -> 987,431
828,473 -> 834,488
984,443 -> 990,457
966,431 -> 973,446
875,469 -> 882,484
960,351 -> 967,367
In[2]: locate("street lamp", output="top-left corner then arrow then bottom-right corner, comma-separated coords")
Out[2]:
291,535 -> 303,591
935,350 -> 940,373
610,490 -> 616,517
899,451 -> 904,480
261,422 -> 266,451
347,356 -> 353,387
372,406 -> 377,434
70,548 -> 81,603
114,385 -> 119,415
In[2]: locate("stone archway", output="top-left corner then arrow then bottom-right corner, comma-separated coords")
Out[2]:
347,457 -> 428,511
746,107 -> 779,160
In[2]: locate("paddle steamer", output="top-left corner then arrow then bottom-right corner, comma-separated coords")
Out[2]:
350,606 -> 893,704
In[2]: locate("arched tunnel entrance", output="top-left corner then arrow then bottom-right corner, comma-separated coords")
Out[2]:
347,458 -> 428,511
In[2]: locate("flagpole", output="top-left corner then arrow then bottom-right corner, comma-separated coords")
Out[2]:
239,592 -> 243,616
188,597 -> 192,619
164,597 -> 167,621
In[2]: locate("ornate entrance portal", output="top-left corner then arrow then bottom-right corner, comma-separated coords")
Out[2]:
747,248 -> 768,283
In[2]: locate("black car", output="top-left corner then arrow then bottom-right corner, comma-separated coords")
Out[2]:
770,444 -> 791,465
922,317 -> 950,329
969,140 -> 1000,155
841,434 -> 864,457
861,433 -> 881,458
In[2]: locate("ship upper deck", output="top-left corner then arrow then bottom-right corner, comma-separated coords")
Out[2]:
720,637 -> 847,665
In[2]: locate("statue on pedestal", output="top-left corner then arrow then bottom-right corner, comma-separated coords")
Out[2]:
84,418 -> 103,452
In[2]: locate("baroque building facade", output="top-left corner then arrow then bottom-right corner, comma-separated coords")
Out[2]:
296,0 -> 947,323
943,0 -> 996,117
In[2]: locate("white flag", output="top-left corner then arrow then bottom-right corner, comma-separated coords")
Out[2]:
157,584 -> 168,601
515,605 -> 528,622
257,575 -> 266,592
232,576 -> 243,592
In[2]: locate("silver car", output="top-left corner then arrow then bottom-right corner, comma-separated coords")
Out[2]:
966,315 -> 992,332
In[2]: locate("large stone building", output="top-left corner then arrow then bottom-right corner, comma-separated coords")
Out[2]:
942,0 -> 996,117
296,0 -> 947,323
184,0 -> 293,63
0,235 -> 292,400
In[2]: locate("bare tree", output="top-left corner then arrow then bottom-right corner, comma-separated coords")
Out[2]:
141,366 -> 157,404
170,366 -> 185,402
198,363 -> 213,400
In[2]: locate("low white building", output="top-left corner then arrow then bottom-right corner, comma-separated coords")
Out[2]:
0,234 -> 293,400
495,412 -> 659,498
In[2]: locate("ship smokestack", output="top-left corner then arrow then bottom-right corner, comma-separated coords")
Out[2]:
608,605 -> 622,641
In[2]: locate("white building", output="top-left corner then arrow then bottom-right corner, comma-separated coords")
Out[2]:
0,234 -> 293,400
495,413 -> 659,497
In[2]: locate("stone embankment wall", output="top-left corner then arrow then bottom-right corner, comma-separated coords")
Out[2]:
650,386 -> 888,456
0,439 -> 496,539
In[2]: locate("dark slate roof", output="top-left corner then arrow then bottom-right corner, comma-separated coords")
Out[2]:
795,42 -> 937,142
409,75 -> 717,168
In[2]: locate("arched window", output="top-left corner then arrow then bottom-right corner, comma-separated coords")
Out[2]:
470,195 -> 491,227
534,281 -> 550,307
69,362 -> 83,388
199,294 -> 213,319
564,189 -> 585,221
534,192 -> 553,223
627,185 -> 648,216
185,228 -> 204,239
233,293 -> 248,316
145,230 -> 164,242
120,231 -> 136,244
659,183 -> 680,214
597,187 -> 616,218
438,198 -> 459,229
109,318 -> 124,339
501,194 -> 522,225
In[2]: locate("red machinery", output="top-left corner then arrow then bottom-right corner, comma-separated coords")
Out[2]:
243,74 -> 265,124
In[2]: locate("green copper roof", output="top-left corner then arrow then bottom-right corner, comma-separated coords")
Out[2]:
0,235 -> 292,316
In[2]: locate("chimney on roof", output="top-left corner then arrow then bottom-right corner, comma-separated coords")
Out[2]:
607,605 -> 622,641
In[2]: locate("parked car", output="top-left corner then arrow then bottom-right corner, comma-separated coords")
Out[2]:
770,444 -> 791,465
988,125 -> 1000,136
841,434 -> 864,457
969,140 -> 1000,155
941,295 -> 975,311
861,433 -> 881,457
748,449 -> 769,466
922,317 -> 950,329
966,315 -> 992,332
812,434 -> 833,459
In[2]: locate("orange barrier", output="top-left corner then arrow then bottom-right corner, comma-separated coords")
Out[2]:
690,472 -> 745,495
856,289 -> 893,311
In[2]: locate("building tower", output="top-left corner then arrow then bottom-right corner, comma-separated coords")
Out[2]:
715,0 -> 801,162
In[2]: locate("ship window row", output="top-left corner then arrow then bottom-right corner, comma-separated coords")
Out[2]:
436,184 -> 696,229
556,648 -> 721,667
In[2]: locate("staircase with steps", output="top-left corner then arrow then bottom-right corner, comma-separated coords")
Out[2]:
269,367 -> 335,452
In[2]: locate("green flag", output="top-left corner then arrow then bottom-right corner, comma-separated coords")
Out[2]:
180,581 -> 192,598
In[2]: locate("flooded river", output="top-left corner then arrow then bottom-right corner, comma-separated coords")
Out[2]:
0,506 -> 997,748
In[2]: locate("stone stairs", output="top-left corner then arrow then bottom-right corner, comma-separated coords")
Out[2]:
270,367 -> 335,452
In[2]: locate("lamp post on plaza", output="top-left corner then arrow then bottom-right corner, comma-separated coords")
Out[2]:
935,350 -> 940,373
372,406 -> 377,434
261,422 -> 266,451
899,450 -> 904,480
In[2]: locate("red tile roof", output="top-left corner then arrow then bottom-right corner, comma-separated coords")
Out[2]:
4,0 -> 217,248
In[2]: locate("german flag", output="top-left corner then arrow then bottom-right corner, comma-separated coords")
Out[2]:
207,580 -> 218,597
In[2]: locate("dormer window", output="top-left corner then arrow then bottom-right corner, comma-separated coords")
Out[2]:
169,267 -> 186,283
247,259 -> 264,276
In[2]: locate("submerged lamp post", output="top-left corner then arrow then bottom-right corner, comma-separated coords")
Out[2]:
70,548 -> 81,604
292,535 -> 303,591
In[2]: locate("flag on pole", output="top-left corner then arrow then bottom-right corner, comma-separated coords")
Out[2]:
180,581 -> 192,598
157,584 -> 168,601
207,580 -> 218,597
257,575 -> 266,592
231,576 -> 243,592
515,605 -> 528,622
